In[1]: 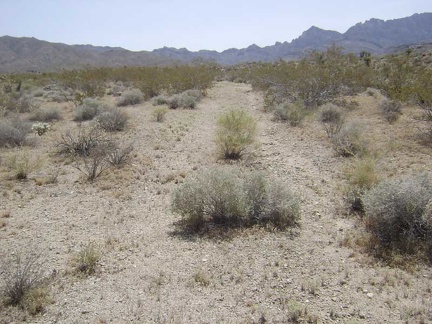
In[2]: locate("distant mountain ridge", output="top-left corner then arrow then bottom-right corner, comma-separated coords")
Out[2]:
1,12 -> 432,72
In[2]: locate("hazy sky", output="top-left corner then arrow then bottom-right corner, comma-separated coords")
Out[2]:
0,0 -> 430,52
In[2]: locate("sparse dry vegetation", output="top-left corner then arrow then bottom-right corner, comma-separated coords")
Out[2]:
1,50 -> 432,323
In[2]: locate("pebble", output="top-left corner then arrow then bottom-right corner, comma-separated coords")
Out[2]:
367,293 -> 374,299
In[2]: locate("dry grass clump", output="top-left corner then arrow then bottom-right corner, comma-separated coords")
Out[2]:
379,98 -> 402,123
171,167 -> 300,234
71,243 -> 100,276
273,101 -> 308,126
3,151 -> 43,180
362,173 -> 432,262
152,106 -> 169,122
0,117 -> 30,147
215,109 -> 257,160
345,158 -> 379,212
106,142 -> 134,168
0,254 -> 50,315
318,103 -> 345,138
116,89 -> 144,107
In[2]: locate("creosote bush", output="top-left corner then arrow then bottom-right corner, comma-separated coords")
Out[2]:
215,109 -> 257,159
379,98 -> 402,123
116,88 -> 144,107
362,173 -> 432,261
171,167 -> 300,233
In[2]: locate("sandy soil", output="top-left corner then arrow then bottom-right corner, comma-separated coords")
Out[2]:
0,81 -> 431,323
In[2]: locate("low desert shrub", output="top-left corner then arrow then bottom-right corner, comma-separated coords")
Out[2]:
215,109 -> 257,159
178,93 -> 198,109
363,173 -> 432,260
318,103 -> 344,138
56,125 -> 106,157
0,118 -> 30,147
154,89 -> 203,109
96,107 -> 128,131
332,123 -> 368,157
167,95 -> 180,109
116,88 -> 144,106
345,158 -> 379,212
152,95 -> 170,106
171,167 -> 300,233
74,98 -> 108,121
2,92 -> 37,113
29,107 -> 62,122
71,243 -> 100,275
332,98 -> 360,110
72,142 -> 114,181
178,89 -> 203,109
32,89 -> 45,97
379,98 -> 402,123
152,106 -> 168,122
0,253 -> 48,313
273,101 -> 307,126
106,142 -> 133,168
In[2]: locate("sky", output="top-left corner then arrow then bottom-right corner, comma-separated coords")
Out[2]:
0,0 -> 431,52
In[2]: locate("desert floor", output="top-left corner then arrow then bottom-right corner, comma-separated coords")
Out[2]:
1,81 -> 431,323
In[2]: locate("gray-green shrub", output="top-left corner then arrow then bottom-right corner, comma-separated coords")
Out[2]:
116,89 -> 144,106
29,107 -> 62,122
0,117 -> 30,147
171,167 -> 300,232
96,107 -> 128,132
273,101 -> 307,126
215,109 -> 257,159
74,98 -> 108,121
363,173 -> 432,258
332,123 -> 368,157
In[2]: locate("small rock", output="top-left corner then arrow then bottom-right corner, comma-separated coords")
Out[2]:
367,293 -> 374,299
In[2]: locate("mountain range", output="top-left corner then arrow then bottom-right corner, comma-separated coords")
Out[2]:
1,12 -> 432,73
